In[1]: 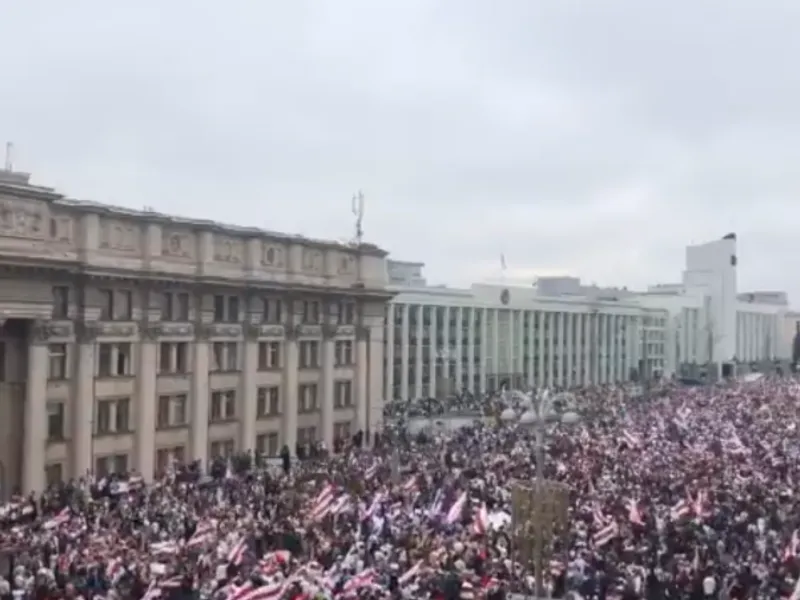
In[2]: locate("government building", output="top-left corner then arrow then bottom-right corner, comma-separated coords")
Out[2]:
0,169 -> 392,495
384,234 -> 799,401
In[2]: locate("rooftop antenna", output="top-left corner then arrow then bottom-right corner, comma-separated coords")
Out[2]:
3,142 -> 13,172
351,190 -> 365,245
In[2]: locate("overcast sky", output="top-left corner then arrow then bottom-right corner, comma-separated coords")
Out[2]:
2,1 -> 799,298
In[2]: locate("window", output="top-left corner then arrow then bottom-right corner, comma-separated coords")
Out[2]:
298,384 -> 318,413
98,343 -> 132,377
263,298 -> 283,324
334,302 -> 355,325
157,394 -> 188,429
210,439 -> 235,459
47,402 -> 65,440
302,300 -> 320,324
213,295 -> 240,322
334,380 -> 353,408
335,340 -> 353,366
52,286 -> 69,319
45,463 -> 64,486
212,342 -> 238,371
161,292 -> 190,321
156,446 -> 186,472
334,421 -> 352,441
95,398 -> 131,435
95,454 -> 128,477
210,390 -> 236,422
258,341 -> 281,370
48,343 -> 68,380
298,426 -> 317,445
256,432 -> 280,456
99,289 -> 132,321
159,342 -> 189,374
256,386 -> 280,418
299,341 -> 319,369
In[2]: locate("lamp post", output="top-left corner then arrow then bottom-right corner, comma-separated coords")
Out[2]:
511,390 -> 575,598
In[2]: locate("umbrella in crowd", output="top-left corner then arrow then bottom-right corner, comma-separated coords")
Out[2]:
2,377 -> 800,600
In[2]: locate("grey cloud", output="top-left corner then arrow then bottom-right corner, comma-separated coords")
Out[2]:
1,0 -> 799,300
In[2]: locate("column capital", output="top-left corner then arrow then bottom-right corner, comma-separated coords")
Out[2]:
139,320 -> 160,342
322,323 -> 337,340
75,320 -> 99,344
285,323 -> 299,341
244,322 -> 263,342
30,320 -> 53,345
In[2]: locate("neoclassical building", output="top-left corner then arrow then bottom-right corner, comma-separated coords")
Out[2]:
0,169 -> 392,495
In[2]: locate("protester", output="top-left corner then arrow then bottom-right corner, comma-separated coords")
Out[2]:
0,376 -> 798,599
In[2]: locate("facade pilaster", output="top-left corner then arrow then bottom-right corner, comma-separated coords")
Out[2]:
414,305 -> 423,398
565,313 -> 574,388
190,326 -> 210,467
536,311 -> 545,389
282,325 -> 299,453
428,306 -> 437,398
442,306 -> 451,383
240,324 -> 258,453
136,323 -> 157,481
355,325 -> 369,434
384,304 -> 395,403
455,307 -> 464,392
400,304 -> 410,401
73,322 -> 95,479
320,323 -> 336,450
23,321 -> 49,493
479,308 -> 488,394
367,323 -> 385,434
467,308 -> 475,394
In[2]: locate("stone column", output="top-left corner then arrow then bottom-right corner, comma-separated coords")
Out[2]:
384,305 -> 395,403
321,324 -> 335,450
23,322 -> 49,493
239,325 -> 258,453
355,325 -> 369,435
282,326 -> 299,453
190,328 -> 210,468
135,325 -> 157,481
368,324 -> 384,435
73,323 -> 96,479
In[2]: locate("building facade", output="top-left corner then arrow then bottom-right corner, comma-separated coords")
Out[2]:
0,170 -> 392,495
385,235 -> 794,400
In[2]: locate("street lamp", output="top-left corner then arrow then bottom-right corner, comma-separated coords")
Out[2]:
510,389 -> 574,598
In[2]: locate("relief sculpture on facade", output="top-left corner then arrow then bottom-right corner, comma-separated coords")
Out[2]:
161,230 -> 194,259
0,197 -> 46,239
214,236 -> 243,263
301,249 -> 323,273
261,244 -> 286,268
99,219 -> 140,253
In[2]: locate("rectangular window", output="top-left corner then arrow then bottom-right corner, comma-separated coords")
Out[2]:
298,383 -> 318,413
45,463 -> 64,486
256,386 -> 280,417
48,343 -> 68,380
52,286 -> 69,319
210,390 -> 236,422
47,402 -> 65,440
335,340 -> 353,366
256,432 -> 280,456
299,341 -> 319,369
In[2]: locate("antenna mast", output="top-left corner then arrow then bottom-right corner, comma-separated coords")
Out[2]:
3,142 -> 13,172
351,190 -> 365,245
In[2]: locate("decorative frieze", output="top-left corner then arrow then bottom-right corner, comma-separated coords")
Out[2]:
30,320 -> 73,343
213,235 -> 244,264
337,325 -> 355,337
295,324 -> 321,338
145,322 -> 194,338
161,229 -> 194,259
203,323 -> 242,338
0,196 -> 47,241
95,322 -> 137,337
99,219 -> 140,254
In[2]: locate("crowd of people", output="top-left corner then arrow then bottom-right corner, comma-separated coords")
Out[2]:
1,376 -> 799,599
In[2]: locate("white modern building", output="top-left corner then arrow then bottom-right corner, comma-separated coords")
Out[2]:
384,234 -> 797,400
